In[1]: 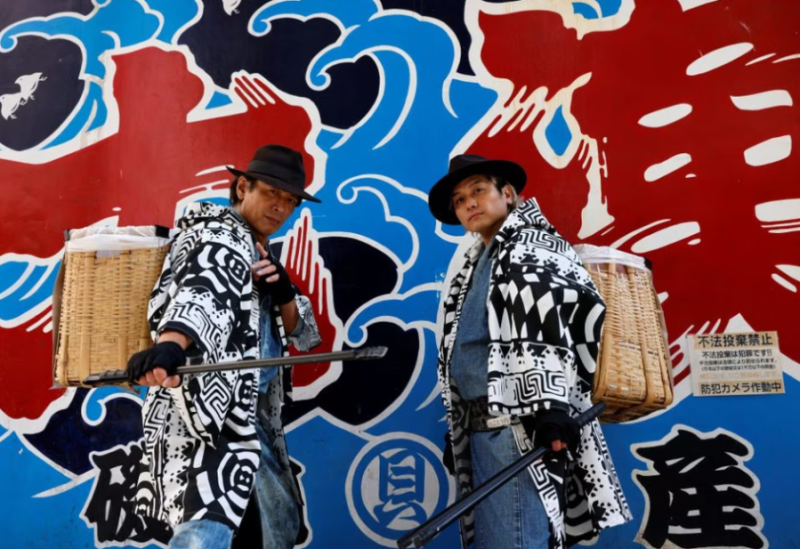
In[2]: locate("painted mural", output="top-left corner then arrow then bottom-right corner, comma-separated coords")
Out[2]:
0,0 -> 798,548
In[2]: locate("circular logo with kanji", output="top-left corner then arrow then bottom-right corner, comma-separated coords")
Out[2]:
346,433 -> 452,547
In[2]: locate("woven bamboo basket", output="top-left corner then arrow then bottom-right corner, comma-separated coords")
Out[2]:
53,227 -> 172,387
575,246 -> 674,423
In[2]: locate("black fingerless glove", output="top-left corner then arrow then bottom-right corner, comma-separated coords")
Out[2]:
521,409 -> 581,451
257,257 -> 296,306
126,341 -> 186,383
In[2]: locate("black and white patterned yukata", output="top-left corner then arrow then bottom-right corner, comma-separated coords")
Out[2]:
437,199 -> 632,549
135,203 -> 262,531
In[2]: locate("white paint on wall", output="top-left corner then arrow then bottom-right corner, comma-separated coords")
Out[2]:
777,265 -> 800,283
644,153 -> 692,182
731,90 -> 792,111
687,43 -> 754,75
638,103 -> 693,128
610,219 -> 670,249
774,53 -> 800,63
755,198 -> 800,223
772,274 -> 797,293
744,135 -> 792,166
746,53 -> 776,65
631,222 -> 701,253
676,0 -> 721,11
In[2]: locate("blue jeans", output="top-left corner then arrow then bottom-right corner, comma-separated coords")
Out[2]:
254,408 -> 300,549
471,428 -> 550,549
170,519 -> 233,549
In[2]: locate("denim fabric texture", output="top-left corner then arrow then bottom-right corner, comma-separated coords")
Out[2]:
258,291 -> 282,393
169,519 -> 233,549
449,242 -> 493,401
471,428 -> 550,549
450,240 -> 550,548
254,284 -> 301,548
253,410 -> 301,549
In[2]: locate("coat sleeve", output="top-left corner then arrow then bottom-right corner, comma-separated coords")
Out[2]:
486,228 -> 605,417
153,227 -> 258,447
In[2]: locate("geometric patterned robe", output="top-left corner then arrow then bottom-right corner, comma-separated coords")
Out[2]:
437,199 -> 631,549
136,203 -> 263,531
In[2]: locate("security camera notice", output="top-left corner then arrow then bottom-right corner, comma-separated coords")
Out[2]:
689,331 -> 784,397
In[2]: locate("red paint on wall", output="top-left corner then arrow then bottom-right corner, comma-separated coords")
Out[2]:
470,0 -> 800,372
0,47 -> 317,420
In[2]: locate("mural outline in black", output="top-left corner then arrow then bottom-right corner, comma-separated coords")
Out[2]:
81,441 -> 171,547
632,425 -> 767,549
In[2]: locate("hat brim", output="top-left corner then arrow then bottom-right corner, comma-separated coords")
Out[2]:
428,159 -> 526,225
227,166 -> 322,203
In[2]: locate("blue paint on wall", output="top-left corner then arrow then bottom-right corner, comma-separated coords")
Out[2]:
545,106 -> 572,157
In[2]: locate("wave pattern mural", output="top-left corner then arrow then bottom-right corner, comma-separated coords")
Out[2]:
0,0 -> 798,547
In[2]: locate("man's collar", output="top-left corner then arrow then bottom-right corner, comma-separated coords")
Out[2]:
493,198 -> 553,246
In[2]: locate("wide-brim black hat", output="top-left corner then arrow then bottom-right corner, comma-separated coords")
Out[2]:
227,144 -> 321,203
429,154 -> 526,225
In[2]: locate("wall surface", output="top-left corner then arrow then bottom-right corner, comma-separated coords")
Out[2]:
0,1 -> 798,548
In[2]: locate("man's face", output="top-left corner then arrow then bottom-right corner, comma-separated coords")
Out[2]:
235,176 -> 300,241
451,175 -> 513,240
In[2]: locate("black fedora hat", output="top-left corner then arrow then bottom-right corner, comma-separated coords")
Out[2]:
227,144 -> 321,203
428,154 -> 526,225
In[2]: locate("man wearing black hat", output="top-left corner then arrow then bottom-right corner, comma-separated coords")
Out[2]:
126,145 -> 321,549
430,155 -> 630,549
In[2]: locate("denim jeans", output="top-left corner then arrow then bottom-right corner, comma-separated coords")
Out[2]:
471,427 -> 550,549
170,519 -> 233,549
254,408 -> 300,549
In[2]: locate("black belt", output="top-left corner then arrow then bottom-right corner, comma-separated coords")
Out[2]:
466,397 -> 513,432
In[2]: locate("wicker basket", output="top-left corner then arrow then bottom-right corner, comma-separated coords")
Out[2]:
576,246 -> 674,423
52,227 -> 172,387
